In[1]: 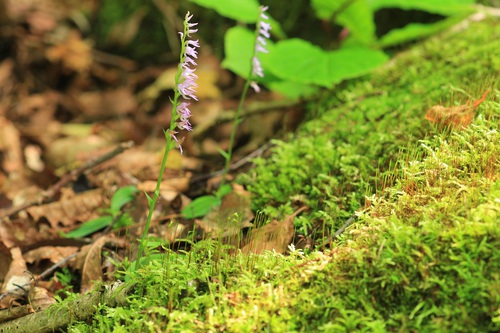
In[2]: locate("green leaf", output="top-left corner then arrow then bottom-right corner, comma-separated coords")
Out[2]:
267,81 -> 319,99
110,185 -> 138,213
312,0 -> 376,45
266,39 -> 388,87
222,27 -> 255,78
368,0 -> 475,16
222,26 -> 276,80
377,18 -> 462,47
190,0 -> 259,23
216,184 -> 233,199
182,195 -> 221,219
64,216 -> 113,238
216,146 -> 230,160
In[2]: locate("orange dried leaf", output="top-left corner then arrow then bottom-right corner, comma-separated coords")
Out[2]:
424,90 -> 489,129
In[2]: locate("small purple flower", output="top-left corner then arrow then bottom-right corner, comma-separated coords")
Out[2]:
170,12 -> 198,153
251,6 -> 271,92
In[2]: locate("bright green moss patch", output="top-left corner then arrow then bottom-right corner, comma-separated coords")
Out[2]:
240,17 -> 499,236
67,18 -> 499,332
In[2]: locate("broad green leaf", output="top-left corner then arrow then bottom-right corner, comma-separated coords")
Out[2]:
311,0 -> 376,45
216,184 -> 233,199
310,0 -> 346,19
64,216 -> 113,238
182,195 -> 221,219
378,18 -> 461,47
267,81 -> 319,99
266,39 -> 388,87
265,39 -> 329,86
222,27 -> 255,78
368,0 -> 475,16
327,47 -> 389,82
222,26 -> 276,80
189,0 -> 259,23
110,185 -> 138,213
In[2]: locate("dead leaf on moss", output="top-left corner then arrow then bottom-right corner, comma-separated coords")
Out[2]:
196,184 -> 253,242
425,90 -> 489,129
28,286 -> 55,311
241,207 -> 307,255
76,236 -> 126,293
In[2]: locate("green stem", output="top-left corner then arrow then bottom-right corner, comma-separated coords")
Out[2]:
220,78 -> 252,189
134,134 -> 172,272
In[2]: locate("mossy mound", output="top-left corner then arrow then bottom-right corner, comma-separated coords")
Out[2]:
67,17 -> 499,333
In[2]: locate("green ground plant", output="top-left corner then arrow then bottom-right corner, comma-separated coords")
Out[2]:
64,16 -> 498,333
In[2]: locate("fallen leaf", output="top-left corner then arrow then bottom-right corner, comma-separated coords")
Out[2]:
425,90 -> 489,129
45,30 -> 92,73
76,236 -> 126,293
0,247 -> 30,309
23,246 -> 79,266
241,207 -> 307,255
26,189 -> 106,229
28,286 -> 56,311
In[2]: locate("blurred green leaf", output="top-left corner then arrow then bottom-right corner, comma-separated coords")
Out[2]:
378,18 -> 461,47
110,185 -> 138,213
216,184 -> 233,199
222,27 -> 255,78
368,0 -> 476,15
182,195 -> 221,219
266,39 -> 388,87
190,0 -> 260,23
64,216 -> 113,238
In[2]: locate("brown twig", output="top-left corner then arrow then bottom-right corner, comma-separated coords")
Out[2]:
0,141 -> 134,219
189,141 -> 273,184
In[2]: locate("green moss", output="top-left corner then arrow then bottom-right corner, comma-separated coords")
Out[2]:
68,18 -> 499,333
240,18 -> 499,235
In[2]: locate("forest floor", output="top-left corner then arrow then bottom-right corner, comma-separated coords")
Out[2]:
0,7 -> 498,333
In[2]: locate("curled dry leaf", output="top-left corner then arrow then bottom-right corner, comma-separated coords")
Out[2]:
196,184 -> 254,243
26,188 -> 106,229
424,90 -> 489,129
241,206 -> 308,255
45,30 -> 93,73
74,236 -> 126,293
28,286 -> 56,311
0,248 -> 30,309
23,246 -> 79,266
0,116 -> 23,173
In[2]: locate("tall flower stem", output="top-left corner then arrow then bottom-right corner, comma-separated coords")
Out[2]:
220,6 -> 270,190
134,13 -> 198,272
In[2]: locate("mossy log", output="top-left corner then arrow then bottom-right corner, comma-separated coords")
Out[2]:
0,281 -> 135,333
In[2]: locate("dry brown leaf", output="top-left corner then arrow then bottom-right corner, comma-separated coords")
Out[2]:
77,236 -> 125,293
0,241 -> 12,280
196,185 -> 254,242
28,286 -> 56,311
0,116 -> 23,173
45,30 -> 92,73
424,90 -> 489,129
23,246 -> 79,265
26,188 -> 106,229
77,88 -> 138,118
0,247 -> 30,309
0,219 -> 47,249
241,207 -> 307,255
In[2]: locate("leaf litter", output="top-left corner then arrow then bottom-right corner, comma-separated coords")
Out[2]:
0,0 -> 305,319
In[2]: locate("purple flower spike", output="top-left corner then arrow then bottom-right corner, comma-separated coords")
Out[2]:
251,6 -> 271,93
172,12 -> 199,153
